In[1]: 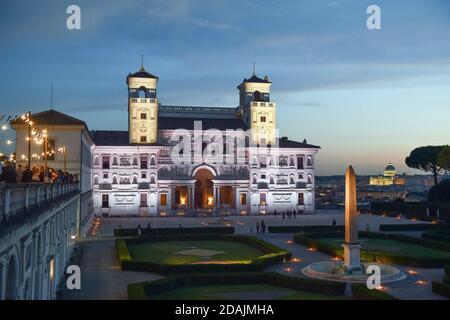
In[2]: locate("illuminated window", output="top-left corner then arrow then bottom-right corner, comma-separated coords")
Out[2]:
140,136 -> 147,143
160,194 -> 167,206
102,194 -> 109,208
240,193 -> 247,205
260,116 -> 266,123
140,113 -> 147,120
260,193 -> 266,206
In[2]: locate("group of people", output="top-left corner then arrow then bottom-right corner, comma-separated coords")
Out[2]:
281,210 -> 297,219
0,161 -> 75,184
255,219 -> 267,234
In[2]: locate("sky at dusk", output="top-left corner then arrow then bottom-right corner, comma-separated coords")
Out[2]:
0,0 -> 449,175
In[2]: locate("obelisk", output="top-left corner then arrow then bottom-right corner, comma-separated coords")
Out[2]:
342,165 -> 362,274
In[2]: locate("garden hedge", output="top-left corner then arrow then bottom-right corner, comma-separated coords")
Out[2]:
379,223 -> 450,232
114,226 -> 235,237
128,272 -> 346,300
268,225 -> 345,233
422,229 -> 450,243
116,234 -> 291,275
351,284 -> 398,300
294,231 -> 450,268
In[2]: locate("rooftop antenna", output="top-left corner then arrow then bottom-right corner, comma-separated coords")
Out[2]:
252,61 -> 256,76
141,54 -> 144,70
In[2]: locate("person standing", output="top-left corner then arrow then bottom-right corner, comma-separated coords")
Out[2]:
256,221 -> 260,234
21,165 -> 33,183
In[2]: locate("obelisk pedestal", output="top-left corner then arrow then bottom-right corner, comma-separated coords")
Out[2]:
342,165 -> 363,274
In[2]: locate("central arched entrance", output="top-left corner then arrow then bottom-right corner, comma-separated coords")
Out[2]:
194,168 -> 214,209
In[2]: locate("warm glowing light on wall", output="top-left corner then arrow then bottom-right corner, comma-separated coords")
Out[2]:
207,196 -> 213,206
180,196 -> 186,205
49,258 -> 55,280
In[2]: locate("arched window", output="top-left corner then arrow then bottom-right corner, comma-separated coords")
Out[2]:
307,174 -> 313,184
132,175 -> 138,184
138,86 -> 146,98
112,175 -> 117,184
150,174 -> 156,184
93,175 -> 98,185
290,175 -> 295,184
289,156 -> 295,167
112,156 -> 118,166
307,156 -> 313,167
132,156 -> 138,166
254,91 -> 261,101
252,174 -> 257,184
94,156 -> 99,166
269,175 -> 274,184
150,155 -> 156,166
252,156 -> 257,166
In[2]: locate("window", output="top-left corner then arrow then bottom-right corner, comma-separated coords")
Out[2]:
289,157 -> 295,167
160,194 -> 167,206
140,156 -> 148,169
140,136 -> 147,143
132,175 -> 138,184
141,173 -> 147,179
307,175 -> 313,184
112,156 -> 118,166
298,174 -> 303,180
102,194 -> 109,208
103,173 -> 108,179
150,156 -> 156,166
260,116 -> 266,123
261,174 -> 266,179
112,175 -> 117,184
269,176 -> 275,184
140,113 -> 147,120
260,193 -> 267,206
298,193 -> 304,205
94,175 -> 98,185
94,156 -> 99,166
307,156 -> 313,167
140,193 -> 147,207
132,156 -> 138,166
150,175 -> 156,184
102,156 -> 110,169
252,175 -> 257,184
297,156 -> 304,169
290,175 -> 295,184
240,193 -> 247,205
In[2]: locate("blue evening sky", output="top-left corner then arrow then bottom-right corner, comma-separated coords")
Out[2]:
0,0 -> 449,175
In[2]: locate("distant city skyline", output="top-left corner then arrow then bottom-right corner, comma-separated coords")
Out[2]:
1,0 -> 449,175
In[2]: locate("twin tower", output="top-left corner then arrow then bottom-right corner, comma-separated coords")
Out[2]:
127,65 -> 277,145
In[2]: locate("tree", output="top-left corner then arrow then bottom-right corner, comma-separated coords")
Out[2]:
437,145 -> 450,172
405,146 -> 445,186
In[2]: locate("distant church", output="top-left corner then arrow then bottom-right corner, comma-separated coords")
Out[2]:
369,163 -> 405,186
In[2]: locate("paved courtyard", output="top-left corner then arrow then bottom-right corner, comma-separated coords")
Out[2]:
60,210 -> 447,300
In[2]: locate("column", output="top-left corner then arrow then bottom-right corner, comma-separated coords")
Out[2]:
213,186 -> 218,208
217,187 -> 221,207
171,186 -> 176,211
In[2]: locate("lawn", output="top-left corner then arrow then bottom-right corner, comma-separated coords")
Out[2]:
316,238 -> 450,260
127,240 -> 265,265
147,284 -> 350,300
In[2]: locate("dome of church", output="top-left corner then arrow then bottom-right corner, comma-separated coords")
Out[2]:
385,163 -> 396,172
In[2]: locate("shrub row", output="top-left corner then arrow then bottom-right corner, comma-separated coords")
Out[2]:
268,225 -> 345,233
128,272 -> 346,300
351,284 -> 397,300
113,226 -> 235,237
379,223 -> 450,232
294,231 -> 450,268
117,234 -> 291,275
422,229 -> 450,243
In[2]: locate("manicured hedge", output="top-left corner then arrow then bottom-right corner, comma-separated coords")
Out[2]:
379,223 -> 450,232
117,234 -> 291,275
432,281 -> 450,298
114,226 -> 235,237
128,272 -> 346,300
351,284 -> 398,300
422,229 -> 450,243
268,225 -> 345,233
294,231 -> 450,268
